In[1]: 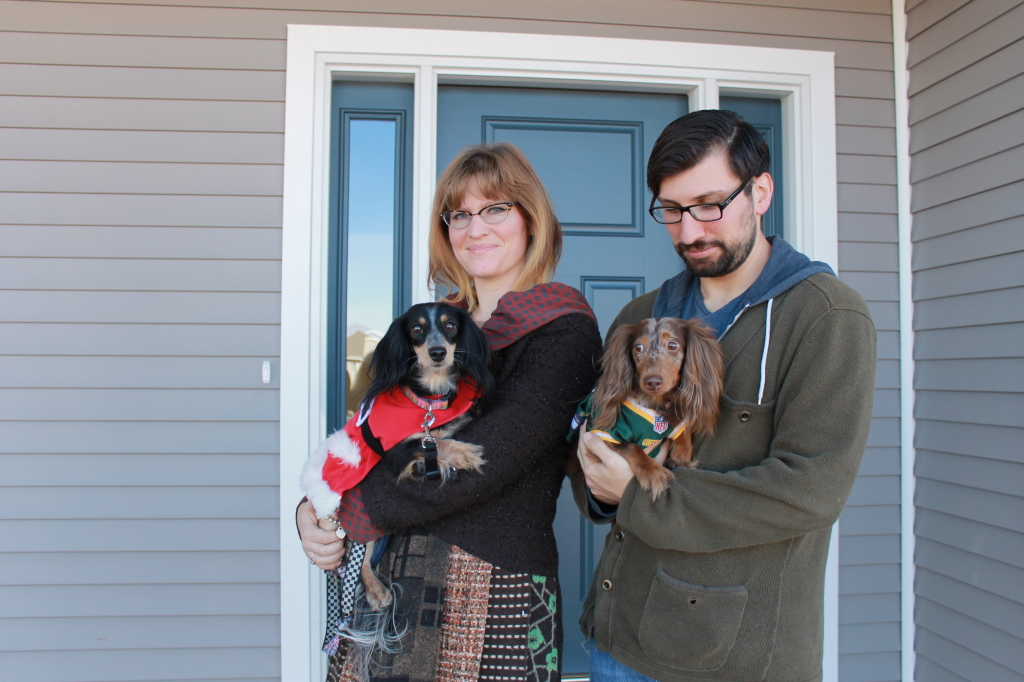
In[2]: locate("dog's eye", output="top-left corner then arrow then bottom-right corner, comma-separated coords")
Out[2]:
634,343 -> 644,353
666,341 -> 679,351
411,324 -> 423,335
445,321 -> 456,333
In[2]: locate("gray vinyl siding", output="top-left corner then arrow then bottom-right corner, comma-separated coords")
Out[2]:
0,1 -> 900,680
906,0 -> 1024,679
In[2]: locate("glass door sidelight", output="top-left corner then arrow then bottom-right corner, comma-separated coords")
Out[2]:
327,82 -> 414,433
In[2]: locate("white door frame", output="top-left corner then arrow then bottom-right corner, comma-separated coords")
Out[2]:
278,25 -> 838,682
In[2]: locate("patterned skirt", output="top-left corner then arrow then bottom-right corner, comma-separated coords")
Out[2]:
327,528 -> 560,682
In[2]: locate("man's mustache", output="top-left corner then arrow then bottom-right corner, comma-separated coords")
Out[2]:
679,240 -> 723,254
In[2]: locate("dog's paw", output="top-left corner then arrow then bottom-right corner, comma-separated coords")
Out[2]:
394,439 -> 485,482
438,439 -> 486,472
634,463 -> 674,501
361,568 -> 393,610
362,574 -> 393,610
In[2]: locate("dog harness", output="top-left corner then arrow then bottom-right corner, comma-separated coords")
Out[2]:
570,392 -> 686,453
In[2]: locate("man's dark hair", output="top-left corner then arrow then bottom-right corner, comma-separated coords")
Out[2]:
647,109 -> 770,197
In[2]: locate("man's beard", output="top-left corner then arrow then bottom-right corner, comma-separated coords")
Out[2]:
674,211 -> 759,278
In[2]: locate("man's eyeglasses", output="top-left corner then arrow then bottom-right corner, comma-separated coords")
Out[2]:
441,202 -> 516,229
649,179 -> 750,224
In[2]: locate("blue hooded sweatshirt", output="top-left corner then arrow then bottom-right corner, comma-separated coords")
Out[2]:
651,235 -> 835,338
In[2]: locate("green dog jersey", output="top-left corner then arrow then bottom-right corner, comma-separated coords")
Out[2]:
569,393 -> 686,452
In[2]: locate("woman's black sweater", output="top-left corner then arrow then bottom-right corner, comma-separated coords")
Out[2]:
357,312 -> 602,576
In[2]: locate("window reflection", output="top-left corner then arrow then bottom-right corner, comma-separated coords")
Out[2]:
345,118 -> 397,416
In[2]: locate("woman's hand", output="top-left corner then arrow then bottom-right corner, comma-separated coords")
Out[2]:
296,499 -> 346,571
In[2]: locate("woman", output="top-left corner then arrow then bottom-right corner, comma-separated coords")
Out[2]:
298,142 -> 602,681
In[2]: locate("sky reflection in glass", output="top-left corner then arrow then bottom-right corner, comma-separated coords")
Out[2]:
346,118 -> 397,344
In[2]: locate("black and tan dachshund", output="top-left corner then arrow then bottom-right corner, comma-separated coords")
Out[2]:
362,301 -> 494,481
300,302 -> 494,672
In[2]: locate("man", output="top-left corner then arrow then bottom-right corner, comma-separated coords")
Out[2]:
573,110 -> 876,682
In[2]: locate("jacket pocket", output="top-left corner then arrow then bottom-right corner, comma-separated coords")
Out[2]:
638,569 -> 748,672
695,395 -> 776,471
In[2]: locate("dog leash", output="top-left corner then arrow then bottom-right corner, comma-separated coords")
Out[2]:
321,539 -> 368,656
418,411 -> 442,481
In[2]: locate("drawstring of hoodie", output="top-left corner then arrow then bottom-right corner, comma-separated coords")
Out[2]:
758,298 -> 774,405
718,296 -> 775,404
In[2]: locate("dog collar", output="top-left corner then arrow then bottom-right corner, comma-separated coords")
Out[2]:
401,386 -> 455,412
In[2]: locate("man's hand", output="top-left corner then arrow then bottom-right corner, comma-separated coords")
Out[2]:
296,499 -> 346,571
577,424 -> 668,505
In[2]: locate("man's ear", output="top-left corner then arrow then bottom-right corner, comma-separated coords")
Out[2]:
752,172 -> 774,217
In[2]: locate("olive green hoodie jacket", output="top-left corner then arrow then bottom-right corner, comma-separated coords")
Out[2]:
574,270 -> 875,682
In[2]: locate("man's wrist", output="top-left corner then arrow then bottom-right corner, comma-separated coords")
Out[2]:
586,487 -> 618,518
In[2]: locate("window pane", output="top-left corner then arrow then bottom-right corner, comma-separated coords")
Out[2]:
345,118 -> 397,403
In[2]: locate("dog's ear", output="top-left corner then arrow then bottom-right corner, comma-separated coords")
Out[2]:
591,322 -> 639,432
676,320 -> 725,435
451,306 -> 494,401
363,314 -> 414,406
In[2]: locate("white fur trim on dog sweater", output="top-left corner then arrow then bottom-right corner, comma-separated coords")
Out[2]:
299,430 -> 363,519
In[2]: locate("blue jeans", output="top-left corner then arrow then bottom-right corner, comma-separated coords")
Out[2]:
588,639 -> 658,682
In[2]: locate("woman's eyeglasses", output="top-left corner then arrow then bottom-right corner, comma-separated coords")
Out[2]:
441,202 -> 516,229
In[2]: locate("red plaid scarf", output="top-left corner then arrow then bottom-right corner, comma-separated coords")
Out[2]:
475,282 -> 596,349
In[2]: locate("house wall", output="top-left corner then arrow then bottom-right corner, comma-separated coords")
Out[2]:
0,1 -> 901,680
905,0 -> 1024,679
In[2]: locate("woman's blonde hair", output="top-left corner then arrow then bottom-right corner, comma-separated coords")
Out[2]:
429,142 -> 562,311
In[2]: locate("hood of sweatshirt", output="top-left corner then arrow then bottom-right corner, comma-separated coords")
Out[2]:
651,235 -> 834,333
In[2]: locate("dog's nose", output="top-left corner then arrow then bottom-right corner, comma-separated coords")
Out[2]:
643,375 -> 663,392
428,346 -> 447,363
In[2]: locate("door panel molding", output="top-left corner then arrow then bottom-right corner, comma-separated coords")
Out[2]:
581,276 -> 645,339
280,25 -> 838,682
483,117 -> 645,235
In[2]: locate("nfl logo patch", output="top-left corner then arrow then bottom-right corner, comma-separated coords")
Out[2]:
653,415 -> 668,434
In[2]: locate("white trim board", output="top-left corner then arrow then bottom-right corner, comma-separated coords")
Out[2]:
892,1 -> 917,681
278,25 -> 838,682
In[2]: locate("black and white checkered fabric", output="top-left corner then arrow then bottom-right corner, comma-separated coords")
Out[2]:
321,568 -> 343,652
320,541 -> 367,653
339,541 -> 367,624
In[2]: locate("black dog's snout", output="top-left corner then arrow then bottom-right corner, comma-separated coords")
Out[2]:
428,346 -> 447,363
